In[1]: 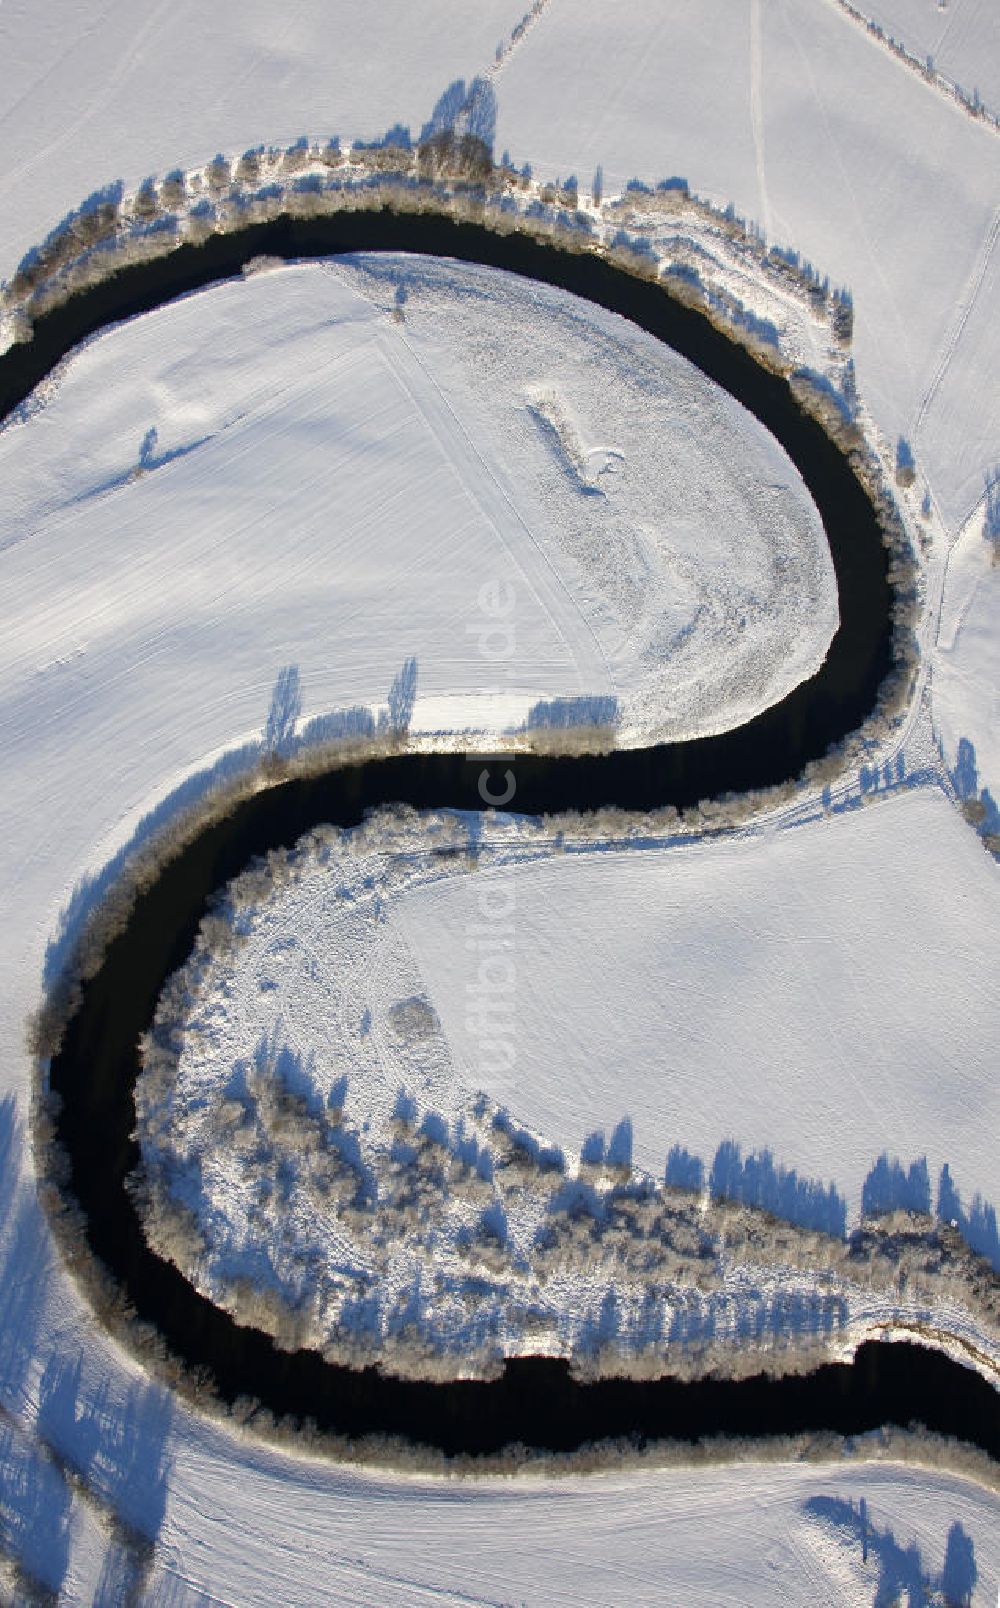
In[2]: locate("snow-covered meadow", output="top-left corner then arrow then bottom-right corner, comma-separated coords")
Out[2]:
0,253 -> 836,758
1,0 -> 999,1598
2,0 -> 999,532
489,0 -> 1000,532
858,0 -> 1000,117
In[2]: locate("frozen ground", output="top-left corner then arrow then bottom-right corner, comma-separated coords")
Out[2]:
144,1450 -> 1000,1607
394,789 -> 998,1218
0,254 -> 835,753
1,0 -> 998,1597
490,0 -> 1000,531
0,0 -> 527,276
2,0 -> 999,529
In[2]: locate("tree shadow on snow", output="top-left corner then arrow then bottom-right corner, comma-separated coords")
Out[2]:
36,1353 -> 173,1598
710,1139 -> 847,1238
951,736 -> 999,845
521,694 -> 620,733
0,1415 -> 72,1603
858,1153 -> 1000,1273
42,655 -> 415,997
861,1154 -> 931,1218
803,1496 -> 977,1607
938,1163 -> 1000,1272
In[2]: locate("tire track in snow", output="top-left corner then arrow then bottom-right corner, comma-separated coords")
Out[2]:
749,0 -> 773,244
324,262 -> 617,706
0,0 -> 178,198
778,0 -> 918,385
912,203 -> 1000,451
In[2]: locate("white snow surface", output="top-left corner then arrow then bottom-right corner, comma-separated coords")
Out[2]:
2,0 -> 1000,528
1,0 -> 999,1596
490,0 -> 1000,529
934,503 -> 1000,809
0,254 -> 835,753
152,1449 -> 1000,1607
0,0 -> 526,277
144,790 -> 999,1278
396,790 -> 999,1217
132,790 -> 1000,1374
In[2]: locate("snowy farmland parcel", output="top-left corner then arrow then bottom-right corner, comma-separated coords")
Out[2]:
1,0 -> 999,1603
0,255 -> 837,758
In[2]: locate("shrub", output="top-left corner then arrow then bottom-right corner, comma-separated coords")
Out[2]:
159,169 -> 186,208
205,153 -> 231,195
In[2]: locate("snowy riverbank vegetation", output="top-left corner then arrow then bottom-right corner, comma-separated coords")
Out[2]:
1,101 -> 861,405
120,808 -> 1000,1388
14,112 -> 953,1441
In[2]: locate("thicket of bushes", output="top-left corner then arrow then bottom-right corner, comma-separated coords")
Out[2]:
31,1059 -> 1000,1476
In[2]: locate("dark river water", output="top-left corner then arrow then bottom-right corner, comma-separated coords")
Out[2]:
22,204 -> 991,1461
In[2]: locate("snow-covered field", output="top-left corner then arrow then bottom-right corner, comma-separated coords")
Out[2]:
934,499 -> 1000,822
2,0 -> 999,529
394,789 -> 997,1218
0,254 -> 835,757
489,0 -> 1000,530
2,0 -> 999,1598
134,1450 -> 1000,1607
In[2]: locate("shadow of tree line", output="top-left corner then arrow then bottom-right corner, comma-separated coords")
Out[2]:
582,1114 -> 998,1271
521,693 -> 620,733
804,1495 -> 977,1607
951,736 -> 1000,855
43,655 -> 418,996
0,1095 -> 174,1599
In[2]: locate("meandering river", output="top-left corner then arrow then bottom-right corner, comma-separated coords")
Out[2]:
16,207 -> 980,1461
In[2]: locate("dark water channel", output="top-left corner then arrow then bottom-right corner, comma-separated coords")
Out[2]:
18,205 -> 986,1459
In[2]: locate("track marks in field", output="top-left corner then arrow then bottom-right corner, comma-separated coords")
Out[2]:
325,261 -> 617,703
749,0 -> 773,244
912,204 -> 1000,452
823,0 -> 1000,133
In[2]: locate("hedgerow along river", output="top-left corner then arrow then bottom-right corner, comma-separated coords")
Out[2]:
17,207 -> 985,1460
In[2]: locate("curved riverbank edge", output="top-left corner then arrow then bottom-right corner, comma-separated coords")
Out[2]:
1,165 -> 917,751
129,805 -> 1000,1388
33,768 -> 1000,1460
13,180 -> 960,1462
19,190 -> 916,1058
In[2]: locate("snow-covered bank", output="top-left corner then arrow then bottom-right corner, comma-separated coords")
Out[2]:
0,252 -> 838,756
0,0 -> 997,1595
489,0 -> 1000,531
129,794 -> 1000,1380
146,1446 -> 1000,1606
2,0 -> 997,531
394,790 -> 999,1219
